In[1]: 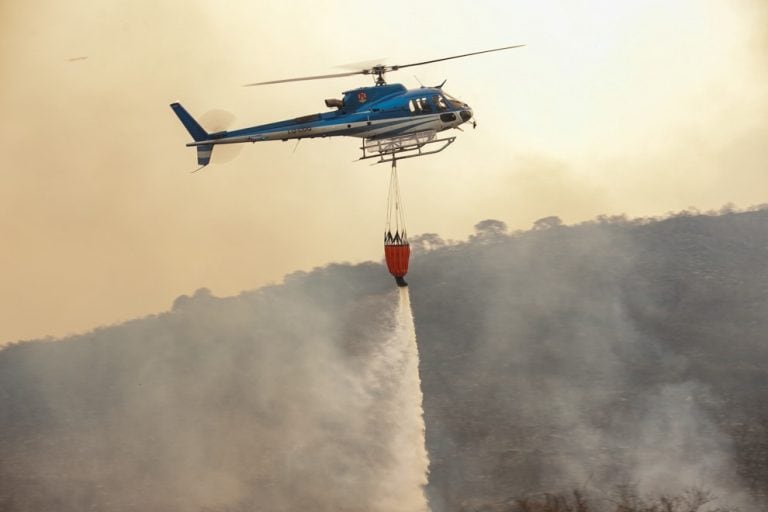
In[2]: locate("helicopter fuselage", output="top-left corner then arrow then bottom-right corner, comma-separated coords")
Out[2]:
171,44 -> 524,166
171,84 -> 474,165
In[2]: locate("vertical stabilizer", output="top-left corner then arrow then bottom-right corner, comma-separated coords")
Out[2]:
170,103 -> 208,141
170,103 -> 214,166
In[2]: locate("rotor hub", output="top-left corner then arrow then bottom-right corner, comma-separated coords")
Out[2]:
370,65 -> 388,86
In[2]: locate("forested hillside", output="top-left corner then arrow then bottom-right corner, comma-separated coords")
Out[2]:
409,210 -> 768,511
1,209 -> 767,511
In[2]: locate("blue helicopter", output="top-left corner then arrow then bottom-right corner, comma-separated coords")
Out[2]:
171,45 -> 523,167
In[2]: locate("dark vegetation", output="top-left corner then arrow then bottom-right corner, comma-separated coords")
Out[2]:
410,209 -> 768,511
466,486 -> 735,512
1,208 -> 767,511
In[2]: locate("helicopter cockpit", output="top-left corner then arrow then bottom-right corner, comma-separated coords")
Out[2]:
443,92 -> 473,122
443,92 -> 469,109
408,94 -> 451,114
409,93 -> 469,114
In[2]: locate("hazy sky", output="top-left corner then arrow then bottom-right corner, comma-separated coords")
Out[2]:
1,0 -> 766,343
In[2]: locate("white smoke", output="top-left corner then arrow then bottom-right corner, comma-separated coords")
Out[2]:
0,270 -> 433,512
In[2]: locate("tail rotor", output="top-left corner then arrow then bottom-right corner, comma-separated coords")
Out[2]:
200,109 -> 242,164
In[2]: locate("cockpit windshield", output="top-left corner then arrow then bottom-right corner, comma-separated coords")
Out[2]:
443,92 -> 467,109
409,93 -> 467,114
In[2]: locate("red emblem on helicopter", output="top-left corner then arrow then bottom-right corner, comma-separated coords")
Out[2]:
357,91 -> 367,103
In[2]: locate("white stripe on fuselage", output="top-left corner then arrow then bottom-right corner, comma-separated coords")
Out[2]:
196,114 -> 448,145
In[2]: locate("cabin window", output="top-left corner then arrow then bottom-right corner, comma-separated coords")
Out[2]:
409,97 -> 433,114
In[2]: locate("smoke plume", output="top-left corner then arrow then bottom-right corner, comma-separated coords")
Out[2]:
0,266 -> 431,511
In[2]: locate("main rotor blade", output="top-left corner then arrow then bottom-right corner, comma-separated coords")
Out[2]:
337,57 -> 387,71
244,45 -> 524,87
392,44 -> 525,71
244,70 -> 363,87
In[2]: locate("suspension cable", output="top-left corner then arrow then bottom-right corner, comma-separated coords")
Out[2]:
384,158 -> 408,243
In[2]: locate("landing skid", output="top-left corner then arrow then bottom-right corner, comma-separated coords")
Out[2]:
359,130 -> 456,163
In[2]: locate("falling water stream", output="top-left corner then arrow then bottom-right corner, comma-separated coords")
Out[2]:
369,287 -> 431,512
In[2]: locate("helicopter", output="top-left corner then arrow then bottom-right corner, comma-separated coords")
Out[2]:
170,45 -> 524,167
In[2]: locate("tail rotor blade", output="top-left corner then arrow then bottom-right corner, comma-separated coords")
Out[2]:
200,109 -> 236,132
200,110 -> 242,164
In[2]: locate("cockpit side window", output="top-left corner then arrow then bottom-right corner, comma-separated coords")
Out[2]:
434,95 -> 448,111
